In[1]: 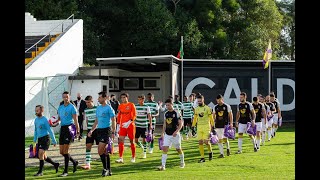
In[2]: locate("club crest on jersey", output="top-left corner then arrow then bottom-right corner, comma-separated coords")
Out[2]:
245,105 -> 247,108
126,106 -> 130,110
240,109 -> 246,114
199,112 -> 204,117
102,113 -> 106,117
166,118 -> 173,124
218,111 -> 224,117
255,109 -> 259,113
173,114 -> 175,118
223,107 -> 225,110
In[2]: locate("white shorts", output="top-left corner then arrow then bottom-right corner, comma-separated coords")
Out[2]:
238,123 -> 247,134
267,116 -> 273,128
273,114 -> 279,124
163,133 -> 181,149
255,122 -> 262,132
261,118 -> 267,131
215,128 -> 225,139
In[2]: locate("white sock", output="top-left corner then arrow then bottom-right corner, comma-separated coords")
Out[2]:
251,137 -> 256,148
218,143 -> 224,155
268,129 -> 272,140
179,153 -> 184,163
271,128 -> 274,135
162,154 -> 167,167
262,132 -> 266,142
238,138 -> 243,151
226,140 -> 230,149
274,127 -> 278,133
257,139 -> 260,148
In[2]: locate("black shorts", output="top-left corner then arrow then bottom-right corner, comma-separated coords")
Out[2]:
97,127 -> 112,144
183,118 -> 192,125
86,129 -> 99,145
59,124 -> 73,145
38,135 -> 50,150
135,127 -> 147,138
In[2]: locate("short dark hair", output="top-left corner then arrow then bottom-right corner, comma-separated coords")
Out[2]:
165,98 -> 173,104
138,94 -> 145,99
175,94 -> 180,98
110,94 -> 115,98
240,92 -> 247,97
253,97 -> 258,102
216,94 -> 223,99
196,95 -> 204,99
98,91 -> 107,98
147,92 -> 154,96
270,93 -> 275,97
35,105 -> 44,110
85,95 -> 93,101
120,93 -> 129,98
63,91 -> 69,95
168,95 -> 173,99
257,94 -> 262,97
189,94 -> 194,97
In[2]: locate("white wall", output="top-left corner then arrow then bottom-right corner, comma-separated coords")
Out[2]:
25,12 -> 74,36
25,19 -> 83,77
70,79 -> 104,106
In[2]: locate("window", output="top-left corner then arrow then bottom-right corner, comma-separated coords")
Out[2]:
123,78 -> 139,89
143,78 -> 159,89
109,78 -> 120,90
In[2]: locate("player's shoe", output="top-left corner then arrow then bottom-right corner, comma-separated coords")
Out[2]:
236,150 -> 242,154
54,162 -> 60,173
81,164 -> 91,170
218,154 -> 225,158
180,162 -> 185,168
208,152 -> 213,161
198,158 -> 205,163
142,152 -> 147,159
59,172 -> 68,177
131,157 -> 136,163
254,147 -> 257,152
115,158 -> 124,163
101,169 -> 107,177
148,148 -> 153,154
34,172 -> 43,176
107,169 -> 112,176
158,165 -> 166,171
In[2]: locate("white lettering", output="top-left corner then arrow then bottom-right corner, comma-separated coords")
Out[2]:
277,78 -> 295,111
224,78 -> 241,106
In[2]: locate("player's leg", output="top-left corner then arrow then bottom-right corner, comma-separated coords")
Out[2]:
141,129 -> 147,158
272,114 -> 279,137
236,123 -> 246,154
97,128 -> 112,176
127,123 -> 136,162
173,133 -> 185,168
59,126 -> 77,176
82,130 -> 94,169
116,127 -> 126,163
197,130 -> 205,163
42,136 -> 59,173
261,119 -> 267,145
267,118 -> 273,141
256,122 -> 262,150
134,127 -> 143,149
216,128 -> 225,158
204,138 -> 213,160
148,125 -> 155,153
158,134 -> 171,171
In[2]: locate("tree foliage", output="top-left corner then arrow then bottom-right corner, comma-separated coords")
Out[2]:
25,0 -> 292,64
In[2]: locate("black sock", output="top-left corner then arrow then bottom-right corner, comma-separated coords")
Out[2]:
68,154 -> 76,165
106,154 -> 111,170
45,156 -> 55,165
63,154 -> 69,173
100,154 -> 106,169
38,160 -> 44,173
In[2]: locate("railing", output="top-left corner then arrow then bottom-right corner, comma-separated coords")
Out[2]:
25,14 -> 75,55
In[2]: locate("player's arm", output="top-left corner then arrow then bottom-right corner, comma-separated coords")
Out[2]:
162,114 -> 166,138
249,103 -> 256,125
33,121 -> 37,143
153,103 -> 160,118
277,104 -> 282,119
174,112 -> 183,135
236,104 -> 240,127
89,118 -> 98,137
147,107 -> 153,129
227,105 -> 233,128
131,103 -> 137,121
208,107 -> 214,128
192,109 -> 198,127
45,119 -> 57,145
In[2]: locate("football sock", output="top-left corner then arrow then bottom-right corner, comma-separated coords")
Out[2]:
199,144 -> 205,158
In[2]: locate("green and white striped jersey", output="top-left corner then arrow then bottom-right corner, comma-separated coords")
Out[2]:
174,101 -> 184,114
144,101 -> 159,126
135,104 -> 151,128
182,101 -> 194,119
84,106 -> 97,130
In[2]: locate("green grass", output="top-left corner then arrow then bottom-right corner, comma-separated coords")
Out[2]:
25,126 -> 295,179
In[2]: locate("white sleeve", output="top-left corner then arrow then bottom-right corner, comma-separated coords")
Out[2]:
236,104 -> 239,111
249,103 -> 254,111
147,106 -> 151,114
261,103 -> 266,111
227,104 -> 232,112
212,105 -> 216,113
